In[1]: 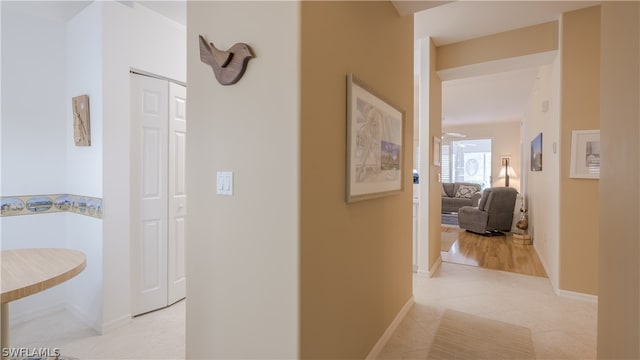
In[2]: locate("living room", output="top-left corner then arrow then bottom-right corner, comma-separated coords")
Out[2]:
418,63 -> 546,277
438,67 -> 529,266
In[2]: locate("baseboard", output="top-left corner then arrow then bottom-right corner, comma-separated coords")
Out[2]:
365,296 -> 415,360
417,269 -> 430,277
101,313 -> 132,334
65,304 -> 102,334
556,289 -> 598,303
9,303 -> 65,326
417,257 -> 442,278
532,242 -> 559,291
428,257 -> 442,277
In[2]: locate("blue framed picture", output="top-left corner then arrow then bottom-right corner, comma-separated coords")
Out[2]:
531,133 -> 543,171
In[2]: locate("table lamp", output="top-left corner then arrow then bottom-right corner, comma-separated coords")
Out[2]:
499,157 -> 517,187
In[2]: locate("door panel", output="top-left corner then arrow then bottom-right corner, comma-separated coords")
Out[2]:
141,220 -> 161,291
131,74 -> 169,315
142,128 -> 161,198
168,82 -> 187,304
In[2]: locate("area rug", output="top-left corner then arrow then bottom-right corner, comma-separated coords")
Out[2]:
440,226 -> 460,252
427,310 -> 535,360
441,213 -> 459,226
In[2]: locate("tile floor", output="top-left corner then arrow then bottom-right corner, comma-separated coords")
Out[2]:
377,263 -> 597,359
10,263 -> 596,359
10,300 -> 185,359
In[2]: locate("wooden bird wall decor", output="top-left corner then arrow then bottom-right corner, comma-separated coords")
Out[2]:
199,35 -> 255,86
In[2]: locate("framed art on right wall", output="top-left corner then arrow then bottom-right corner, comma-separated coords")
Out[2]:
570,129 -> 600,179
531,133 -> 543,171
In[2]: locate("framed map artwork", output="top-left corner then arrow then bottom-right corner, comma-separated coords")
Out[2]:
346,74 -> 404,203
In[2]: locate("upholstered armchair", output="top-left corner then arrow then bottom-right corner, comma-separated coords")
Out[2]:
458,187 -> 518,235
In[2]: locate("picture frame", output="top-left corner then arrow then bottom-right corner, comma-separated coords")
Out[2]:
570,130 -> 600,179
72,95 -> 91,146
433,137 -> 441,166
346,74 -> 404,203
531,132 -> 543,171
500,156 -> 510,168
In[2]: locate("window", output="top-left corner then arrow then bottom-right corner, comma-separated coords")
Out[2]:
441,143 -> 451,183
444,139 -> 492,188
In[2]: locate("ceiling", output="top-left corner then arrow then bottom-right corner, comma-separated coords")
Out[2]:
411,1 -> 598,46
0,1 -> 186,25
136,1 -> 186,25
401,1 -> 599,127
9,1 -> 597,128
442,67 -> 540,126
1,1 -> 92,22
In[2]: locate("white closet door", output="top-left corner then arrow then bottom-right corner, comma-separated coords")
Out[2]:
131,74 -> 169,316
168,82 -> 187,304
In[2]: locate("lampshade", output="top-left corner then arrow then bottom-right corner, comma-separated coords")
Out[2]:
498,166 -> 518,179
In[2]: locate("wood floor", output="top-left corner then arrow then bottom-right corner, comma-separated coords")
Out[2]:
440,225 -> 547,277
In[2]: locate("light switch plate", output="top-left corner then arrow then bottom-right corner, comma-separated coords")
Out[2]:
216,171 -> 233,196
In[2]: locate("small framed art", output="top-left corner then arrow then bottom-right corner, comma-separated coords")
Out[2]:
570,130 -> 600,179
531,133 -> 542,171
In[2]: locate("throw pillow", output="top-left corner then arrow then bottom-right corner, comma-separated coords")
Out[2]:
455,184 -> 477,199
441,184 -> 447,197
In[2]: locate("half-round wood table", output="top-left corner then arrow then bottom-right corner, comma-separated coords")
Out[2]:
1,248 -> 86,359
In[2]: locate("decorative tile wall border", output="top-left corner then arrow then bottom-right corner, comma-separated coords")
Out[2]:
0,194 -> 103,219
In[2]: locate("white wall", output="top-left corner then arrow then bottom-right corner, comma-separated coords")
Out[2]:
522,60 -> 561,290
0,0 -> 2,203
0,3 -> 67,196
1,1 -> 185,332
65,1 -> 104,330
100,2 -> 185,331
416,37 -> 433,276
1,2 -> 70,320
66,2 -> 103,198
1,214 -> 69,322
187,2 -> 299,357
0,1 -> 105,329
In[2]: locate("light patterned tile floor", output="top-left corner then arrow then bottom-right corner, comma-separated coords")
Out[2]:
377,262 -> 597,360
10,263 -> 596,360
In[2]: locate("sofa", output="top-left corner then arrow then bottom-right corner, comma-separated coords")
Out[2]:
458,187 -> 518,234
441,182 -> 482,213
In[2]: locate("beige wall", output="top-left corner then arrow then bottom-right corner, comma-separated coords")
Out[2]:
300,2 -> 413,358
437,21 -> 558,71
598,2 -> 639,358
442,121 -> 522,191
559,6 -> 600,296
186,2 -> 300,357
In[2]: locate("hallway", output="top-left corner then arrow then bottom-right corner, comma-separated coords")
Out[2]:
378,262 -> 597,359
11,262 -> 595,359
